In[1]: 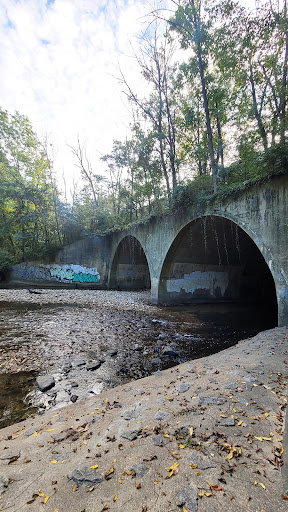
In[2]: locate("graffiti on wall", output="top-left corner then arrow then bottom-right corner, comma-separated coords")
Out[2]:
49,264 -> 100,283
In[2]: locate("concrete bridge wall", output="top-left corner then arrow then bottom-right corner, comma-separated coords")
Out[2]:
7,173 -> 288,326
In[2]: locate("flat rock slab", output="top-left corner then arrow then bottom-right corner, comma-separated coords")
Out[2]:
186,452 -> 217,470
198,396 -> 226,405
36,375 -> 55,392
86,361 -> 101,371
67,465 -> 103,487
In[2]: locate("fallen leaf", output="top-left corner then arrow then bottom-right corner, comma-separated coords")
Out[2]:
50,460 -> 58,464
135,482 -> 141,489
89,465 -> 99,469
73,484 -> 78,492
24,459 -> 31,463
105,467 -> 114,479
254,436 -> 272,441
281,494 -> 288,499
113,492 -> 117,502
165,462 -> 179,478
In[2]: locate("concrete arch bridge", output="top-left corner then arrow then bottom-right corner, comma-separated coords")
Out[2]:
9,173 -> 287,326
52,173 -> 288,327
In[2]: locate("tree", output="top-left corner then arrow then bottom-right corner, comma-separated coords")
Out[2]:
118,25 -> 180,198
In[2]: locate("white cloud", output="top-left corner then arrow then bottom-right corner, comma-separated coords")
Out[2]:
0,0 -> 168,197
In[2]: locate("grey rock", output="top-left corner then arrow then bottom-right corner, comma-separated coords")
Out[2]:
50,452 -> 71,461
70,394 -> 78,403
72,359 -> 86,367
151,357 -> 162,366
70,382 -> 79,388
120,429 -> 141,441
36,375 -> 55,392
106,349 -> 117,357
136,389 -> 145,395
186,451 -> 216,470
178,383 -> 190,393
124,386 -> 133,392
1,451 -> 20,460
24,428 -> 37,437
86,361 -> 101,371
130,463 -> 149,477
163,346 -> 179,357
244,375 -> 259,383
154,411 -> 170,421
133,344 -> 143,351
177,485 -> 198,512
151,434 -> 169,447
223,382 -> 238,390
0,476 -> 9,493
67,465 -> 103,487
230,370 -> 240,375
220,417 -> 235,427
199,396 -> 226,406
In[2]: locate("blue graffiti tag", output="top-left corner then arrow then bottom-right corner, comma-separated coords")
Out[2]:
72,272 -> 100,283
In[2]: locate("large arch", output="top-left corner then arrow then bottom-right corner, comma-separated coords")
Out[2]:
158,215 -> 278,321
109,235 -> 151,290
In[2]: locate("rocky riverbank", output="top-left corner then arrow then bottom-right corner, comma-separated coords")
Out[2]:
0,289 -> 259,427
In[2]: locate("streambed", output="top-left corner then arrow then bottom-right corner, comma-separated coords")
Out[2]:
0,289 -> 276,428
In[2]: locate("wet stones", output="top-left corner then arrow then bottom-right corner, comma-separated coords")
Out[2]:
36,375 -> 55,392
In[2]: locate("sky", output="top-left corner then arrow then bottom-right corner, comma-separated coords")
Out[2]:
0,0 -> 167,198
0,0 -> 256,199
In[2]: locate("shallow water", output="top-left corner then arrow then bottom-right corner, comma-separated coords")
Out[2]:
0,296 -> 277,428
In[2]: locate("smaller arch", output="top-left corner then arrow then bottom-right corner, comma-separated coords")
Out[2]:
109,235 -> 151,290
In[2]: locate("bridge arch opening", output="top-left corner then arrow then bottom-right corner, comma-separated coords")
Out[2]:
110,235 -> 151,290
159,215 -> 277,324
